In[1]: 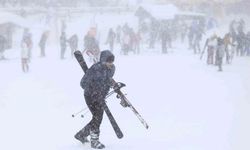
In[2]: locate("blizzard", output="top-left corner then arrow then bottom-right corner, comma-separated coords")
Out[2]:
1,9 -> 250,150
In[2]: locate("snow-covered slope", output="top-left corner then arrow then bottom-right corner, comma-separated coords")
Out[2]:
1,9 -> 250,150
1,44 -> 250,150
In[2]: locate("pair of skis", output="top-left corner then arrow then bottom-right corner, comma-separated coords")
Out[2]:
74,50 -> 149,139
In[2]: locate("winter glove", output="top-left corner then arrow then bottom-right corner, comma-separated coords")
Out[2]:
113,82 -> 120,91
113,82 -> 126,92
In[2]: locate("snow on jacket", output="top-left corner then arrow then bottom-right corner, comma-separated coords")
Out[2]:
80,50 -> 115,101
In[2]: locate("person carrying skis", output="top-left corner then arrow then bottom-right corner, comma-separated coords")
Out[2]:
75,50 -> 116,149
200,34 -> 217,65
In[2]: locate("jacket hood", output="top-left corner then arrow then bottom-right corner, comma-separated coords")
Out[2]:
100,50 -> 114,63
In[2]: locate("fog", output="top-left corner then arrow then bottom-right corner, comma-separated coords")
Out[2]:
1,1 -> 250,150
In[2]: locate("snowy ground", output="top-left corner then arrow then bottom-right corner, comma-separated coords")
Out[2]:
1,11 -> 250,150
1,42 -> 250,150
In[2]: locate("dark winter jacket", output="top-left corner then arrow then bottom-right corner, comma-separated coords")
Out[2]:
81,50 -> 115,101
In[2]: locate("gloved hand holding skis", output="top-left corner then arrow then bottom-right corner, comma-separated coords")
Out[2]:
112,79 -> 128,107
112,82 -> 128,107
111,79 -> 149,129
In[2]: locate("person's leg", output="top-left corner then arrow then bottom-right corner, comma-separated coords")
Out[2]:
21,59 -> 25,72
218,58 -> 223,71
85,96 -> 105,149
207,53 -> 210,65
88,101 -> 105,148
211,50 -> 214,64
25,60 -> 29,72
61,47 -> 66,59
41,46 -> 45,57
75,95 -> 104,148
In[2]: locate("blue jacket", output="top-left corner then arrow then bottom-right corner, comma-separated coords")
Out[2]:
81,50 -> 115,101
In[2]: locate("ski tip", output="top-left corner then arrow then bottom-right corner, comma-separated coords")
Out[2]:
118,134 -> 124,139
74,50 -> 81,55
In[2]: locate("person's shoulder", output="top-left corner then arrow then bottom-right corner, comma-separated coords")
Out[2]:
89,62 -> 101,70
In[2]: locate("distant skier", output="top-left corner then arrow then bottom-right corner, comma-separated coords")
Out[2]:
134,30 -> 141,54
121,32 -> 130,55
116,25 -> 122,43
60,31 -> 67,59
39,31 -> 49,57
223,33 -> 233,64
160,20 -> 169,54
201,34 -> 217,65
22,28 -> 33,60
75,50 -> 116,149
180,21 -> 188,43
0,35 -> 6,60
67,34 -> 78,58
236,31 -> 245,56
216,38 -> 225,72
245,32 -> 250,56
188,25 -> 195,50
21,37 -> 30,72
193,25 -> 203,54
148,18 -> 159,49
105,28 -> 116,52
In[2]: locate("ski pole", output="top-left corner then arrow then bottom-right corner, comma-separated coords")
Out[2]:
79,110 -> 90,118
71,107 -> 88,118
72,91 -> 116,118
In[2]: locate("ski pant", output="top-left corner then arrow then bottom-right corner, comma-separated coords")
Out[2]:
225,46 -> 230,64
80,94 -> 104,137
193,39 -> 201,54
162,39 -> 167,54
237,44 -> 244,56
61,47 -> 66,59
40,45 -> 45,57
207,48 -> 214,65
217,57 -> 223,71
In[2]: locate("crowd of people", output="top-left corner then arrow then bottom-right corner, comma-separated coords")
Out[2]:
199,19 -> 250,71
0,10 -> 249,73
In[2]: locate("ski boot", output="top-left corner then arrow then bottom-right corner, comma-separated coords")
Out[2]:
74,130 -> 89,144
90,131 -> 105,149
